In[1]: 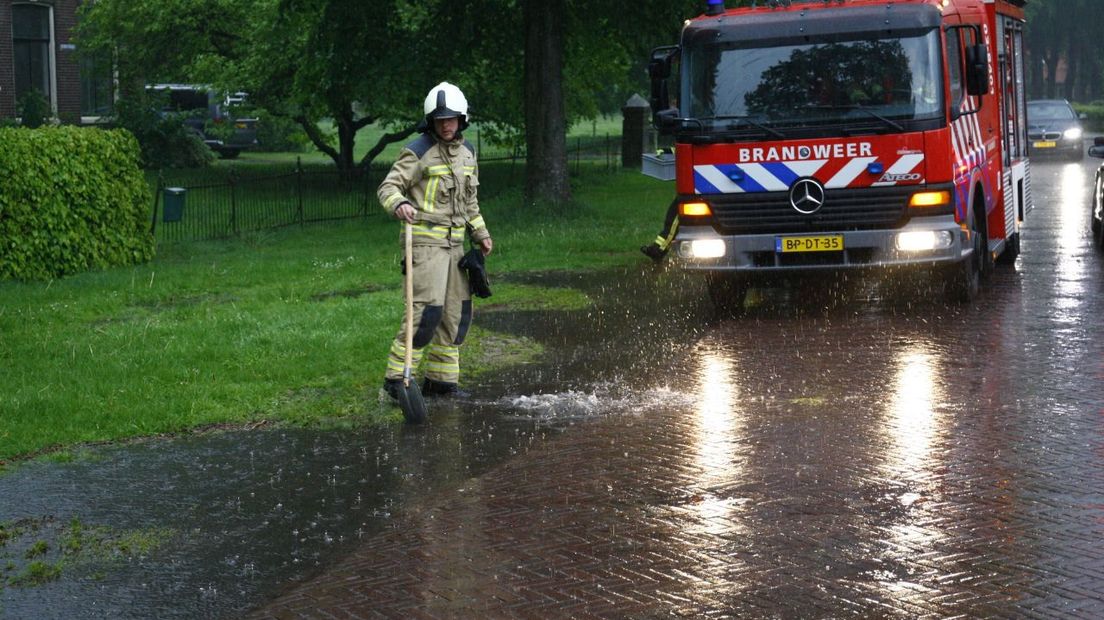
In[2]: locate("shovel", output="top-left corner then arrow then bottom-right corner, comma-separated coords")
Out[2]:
397,222 -> 427,424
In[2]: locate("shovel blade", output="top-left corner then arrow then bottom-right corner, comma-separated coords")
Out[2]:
396,380 -> 427,424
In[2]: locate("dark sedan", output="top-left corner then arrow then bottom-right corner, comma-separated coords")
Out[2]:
1090,138 -> 1104,249
1028,99 -> 1085,161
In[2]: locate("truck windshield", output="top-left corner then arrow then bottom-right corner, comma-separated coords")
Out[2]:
683,29 -> 943,134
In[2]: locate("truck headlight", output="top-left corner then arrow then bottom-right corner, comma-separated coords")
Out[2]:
895,230 -> 953,252
678,239 -> 727,259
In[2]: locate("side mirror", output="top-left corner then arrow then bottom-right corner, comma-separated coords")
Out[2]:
1080,113 -> 1089,120
965,44 -> 989,96
649,45 -> 680,133
1088,145 -> 1104,159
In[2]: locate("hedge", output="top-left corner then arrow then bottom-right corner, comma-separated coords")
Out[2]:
1073,102 -> 1104,133
0,127 -> 154,280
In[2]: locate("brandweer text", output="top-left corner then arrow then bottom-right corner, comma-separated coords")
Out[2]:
737,142 -> 873,163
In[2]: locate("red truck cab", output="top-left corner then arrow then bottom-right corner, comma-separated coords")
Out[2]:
649,0 -> 1030,307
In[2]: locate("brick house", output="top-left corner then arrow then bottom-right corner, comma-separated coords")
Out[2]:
0,0 -> 112,122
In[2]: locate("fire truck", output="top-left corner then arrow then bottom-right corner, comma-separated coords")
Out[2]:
648,0 -> 1030,308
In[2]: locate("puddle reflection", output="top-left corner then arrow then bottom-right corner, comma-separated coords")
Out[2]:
876,341 -> 950,593
1054,164 -> 1088,316
692,349 -> 744,486
688,349 -> 748,538
885,343 -> 944,476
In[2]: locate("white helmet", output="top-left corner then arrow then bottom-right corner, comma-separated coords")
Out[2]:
423,81 -> 469,129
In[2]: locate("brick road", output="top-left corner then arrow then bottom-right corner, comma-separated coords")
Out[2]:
254,314 -> 1104,617
251,158 -> 1104,618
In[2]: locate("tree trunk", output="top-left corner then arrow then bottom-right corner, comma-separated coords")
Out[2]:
523,0 -> 571,206
1044,50 -> 1058,99
1063,37 -> 1079,101
335,109 -> 357,178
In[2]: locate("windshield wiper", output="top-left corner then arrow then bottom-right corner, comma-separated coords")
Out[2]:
707,115 -> 786,139
848,105 -> 904,132
796,104 -> 905,132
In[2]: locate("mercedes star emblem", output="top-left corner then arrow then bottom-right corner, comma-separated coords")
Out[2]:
789,178 -> 825,215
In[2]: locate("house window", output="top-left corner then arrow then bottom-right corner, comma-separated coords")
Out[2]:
80,53 -> 114,117
12,3 -> 55,108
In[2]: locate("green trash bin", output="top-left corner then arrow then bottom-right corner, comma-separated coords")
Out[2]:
163,187 -> 186,223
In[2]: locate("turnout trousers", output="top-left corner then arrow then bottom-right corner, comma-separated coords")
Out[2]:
385,242 -> 473,385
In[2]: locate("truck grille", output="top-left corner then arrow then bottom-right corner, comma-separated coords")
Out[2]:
707,186 -> 912,234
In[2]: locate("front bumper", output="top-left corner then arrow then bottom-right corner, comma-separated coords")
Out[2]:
674,215 -> 969,273
1029,134 -> 1083,157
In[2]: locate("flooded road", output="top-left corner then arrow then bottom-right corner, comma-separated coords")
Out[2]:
3,157 -> 1104,618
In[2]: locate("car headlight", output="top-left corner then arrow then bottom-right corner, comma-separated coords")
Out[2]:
1064,127 -> 1083,141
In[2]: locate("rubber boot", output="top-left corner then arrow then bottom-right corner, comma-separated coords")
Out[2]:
383,378 -> 403,401
640,242 -> 667,263
422,377 -> 470,398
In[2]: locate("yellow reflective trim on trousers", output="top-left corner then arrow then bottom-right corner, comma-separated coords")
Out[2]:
659,217 -> 680,250
390,341 -> 427,356
387,343 -> 424,373
430,345 -> 460,357
424,361 -> 459,374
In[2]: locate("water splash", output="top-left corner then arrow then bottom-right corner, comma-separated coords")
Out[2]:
501,385 -> 695,422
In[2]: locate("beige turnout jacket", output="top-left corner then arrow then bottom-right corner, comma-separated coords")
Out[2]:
377,132 -> 490,247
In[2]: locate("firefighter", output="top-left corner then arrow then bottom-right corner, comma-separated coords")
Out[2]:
379,81 -> 492,399
641,197 -> 679,262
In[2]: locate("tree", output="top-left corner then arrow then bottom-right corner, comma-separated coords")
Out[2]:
1025,0 -> 1104,102
79,0 -> 703,190
78,0 -> 433,177
523,0 -> 571,204
443,0 -> 699,206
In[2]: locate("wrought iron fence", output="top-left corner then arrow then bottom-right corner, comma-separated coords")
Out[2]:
150,133 -> 625,243
151,160 -> 375,242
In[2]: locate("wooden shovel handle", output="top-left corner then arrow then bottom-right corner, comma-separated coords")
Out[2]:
404,222 -> 414,387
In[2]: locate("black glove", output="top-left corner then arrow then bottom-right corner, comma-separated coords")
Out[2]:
458,248 -> 492,298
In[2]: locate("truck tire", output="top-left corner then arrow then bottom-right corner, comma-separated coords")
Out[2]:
996,232 -> 1020,265
707,274 -> 750,317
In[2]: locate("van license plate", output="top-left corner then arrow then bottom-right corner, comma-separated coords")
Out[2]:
776,235 -> 844,253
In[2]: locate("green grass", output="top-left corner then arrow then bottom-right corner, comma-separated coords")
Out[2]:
0,165 -> 675,462
0,517 -> 174,588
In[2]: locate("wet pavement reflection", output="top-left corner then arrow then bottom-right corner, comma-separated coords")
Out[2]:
3,159 -> 1104,618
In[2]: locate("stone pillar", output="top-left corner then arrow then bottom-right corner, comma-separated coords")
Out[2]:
621,94 -> 650,169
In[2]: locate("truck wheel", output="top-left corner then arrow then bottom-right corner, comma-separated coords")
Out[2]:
996,232 -> 1020,265
707,274 -> 749,317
